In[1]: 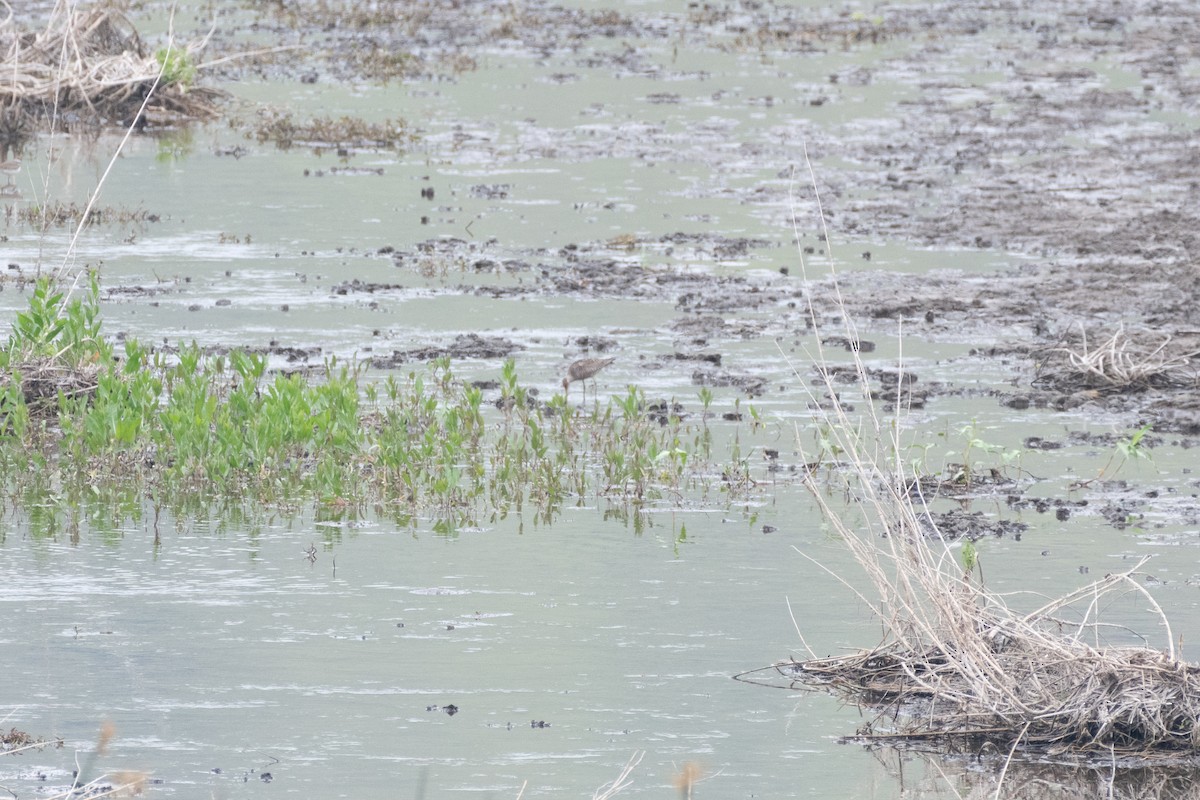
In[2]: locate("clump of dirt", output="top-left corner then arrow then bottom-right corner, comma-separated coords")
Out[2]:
910,467 -> 1019,500
915,509 -> 1028,541
1005,495 -> 1088,520
689,368 -> 767,397
570,335 -> 618,353
818,366 -> 936,411
372,333 -> 523,367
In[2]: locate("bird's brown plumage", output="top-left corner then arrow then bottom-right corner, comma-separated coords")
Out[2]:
562,357 -> 616,400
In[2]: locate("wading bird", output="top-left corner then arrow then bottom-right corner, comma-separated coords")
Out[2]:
562,356 -> 616,403
0,158 -> 20,185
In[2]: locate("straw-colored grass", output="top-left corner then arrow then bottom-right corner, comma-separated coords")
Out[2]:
0,1 -> 223,135
739,154 -> 1200,764
591,751 -> 643,800
1037,324 -> 1199,392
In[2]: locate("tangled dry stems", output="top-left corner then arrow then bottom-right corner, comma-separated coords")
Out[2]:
0,1 -> 223,134
590,751 -> 643,800
794,380 -> 1197,760
1037,324 -> 1200,392
4,355 -> 100,411
779,339 -> 1200,760
748,160 -> 1200,765
767,600 -> 1200,758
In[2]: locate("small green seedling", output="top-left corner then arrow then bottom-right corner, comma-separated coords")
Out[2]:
960,540 -> 978,575
1116,423 -> 1154,466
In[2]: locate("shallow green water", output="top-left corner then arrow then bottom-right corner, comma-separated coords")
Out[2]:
3,2 -> 1199,798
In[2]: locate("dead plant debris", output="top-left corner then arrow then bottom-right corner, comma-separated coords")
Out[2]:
1035,325 -> 1200,394
15,201 -> 159,228
247,109 -> 417,153
740,557 -> 1200,763
1,726 -> 64,752
0,5 -> 225,140
3,356 -> 100,413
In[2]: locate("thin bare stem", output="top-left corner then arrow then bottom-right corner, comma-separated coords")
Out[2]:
592,751 -> 644,800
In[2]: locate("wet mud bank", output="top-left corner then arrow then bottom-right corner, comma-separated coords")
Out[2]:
205,0 -> 1200,420
48,0 -> 1200,535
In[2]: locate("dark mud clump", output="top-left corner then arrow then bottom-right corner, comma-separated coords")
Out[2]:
690,368 -> 767,397
916,509 -> 1028,542
112,0 -> 1200,433
372,334 -> 523,368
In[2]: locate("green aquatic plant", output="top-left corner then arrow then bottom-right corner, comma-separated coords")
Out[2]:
814,422 -> 845,468
698,386 -> 714,420
1077,423 -> 1157,488
959,540 -> 978,577
0,278 -> 785,531
748,402 -> 763,432
3,275 -> 105,365
945,420 -> 1023,488
154,46 -> 197,88
1116,423 -> 1154,468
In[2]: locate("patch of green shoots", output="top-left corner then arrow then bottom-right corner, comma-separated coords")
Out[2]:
1116,423 -> 1154,468
1083,423 -> 1156,487
0,277 -> 787,532
698,386 -> 713,422
154,46 -> 197,88
949,421 -> 1023,487
960,540 -> 978,576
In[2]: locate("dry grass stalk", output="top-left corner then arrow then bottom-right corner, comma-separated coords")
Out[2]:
0,0 -> 223,134
752,152 -> 1200,763
45,772 -> 147,799
591,751 -> 643,800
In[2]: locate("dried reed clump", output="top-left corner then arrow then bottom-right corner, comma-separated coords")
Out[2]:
754,573 -> 1200,758
745,346 -> 1200,759
740,171 -> 1200,764
1035,324 -> 1200,393
3,355 -> 100,412
0,2 -> 224,135
787,351 -> 1200,759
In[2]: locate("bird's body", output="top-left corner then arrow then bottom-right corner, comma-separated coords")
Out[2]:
563,356 -> 615,402
0,158 -> 20,184
0,157 -> 19,182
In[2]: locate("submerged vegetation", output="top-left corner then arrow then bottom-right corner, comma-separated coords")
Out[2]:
248,110 -> 417,153
0,276 -> 764,536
